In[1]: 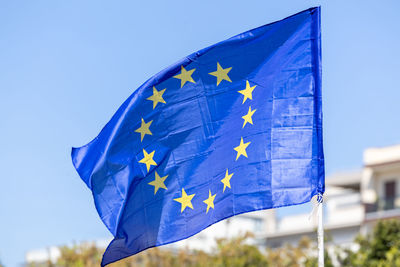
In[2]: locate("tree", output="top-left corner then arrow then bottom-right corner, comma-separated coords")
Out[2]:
57,244 -> 102,267
50,230 -> 337,266
266,236 -> 333,267
338,219 -> 400,267
213,233 -> 269,267
111,232 -> 268,267
55,233 -> 269,267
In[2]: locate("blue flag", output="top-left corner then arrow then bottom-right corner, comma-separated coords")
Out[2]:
72,7 -> 324,266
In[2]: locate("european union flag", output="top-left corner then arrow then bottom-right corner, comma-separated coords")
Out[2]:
72,7 -> 324,266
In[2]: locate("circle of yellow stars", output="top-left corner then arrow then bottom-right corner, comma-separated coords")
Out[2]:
133,62 -> 257,215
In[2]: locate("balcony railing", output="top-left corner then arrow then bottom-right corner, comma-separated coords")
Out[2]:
365,196 -> 399,213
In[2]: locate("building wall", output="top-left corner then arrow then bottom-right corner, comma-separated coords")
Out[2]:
169,211 -> 266,252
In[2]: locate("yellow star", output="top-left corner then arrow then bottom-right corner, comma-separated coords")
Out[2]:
135,118 -> 153,141
138,149 -> 157,172
174,188 -> 195,212
234,137 -> 251,160
241,106 -> 256,128
203,190 -> 216,213
146,86 -> 166,109
148,171 -> 168,195
173,65 -> 196,88
221,169 -> 234,193
208,62 -> 232,86
238,80 -> 256,104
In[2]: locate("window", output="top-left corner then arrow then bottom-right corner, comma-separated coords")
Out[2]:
384,180 -> 396,210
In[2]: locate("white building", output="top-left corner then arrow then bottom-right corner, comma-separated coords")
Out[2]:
262,144 -> 400,251
362,144 -> 400,231
262,170 -> 363,250
166,211 -> 266,252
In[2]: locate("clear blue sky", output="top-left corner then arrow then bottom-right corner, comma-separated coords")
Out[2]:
1,0 -> 400,266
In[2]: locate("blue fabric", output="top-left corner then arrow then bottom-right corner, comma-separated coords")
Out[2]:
71,7 -> 324,266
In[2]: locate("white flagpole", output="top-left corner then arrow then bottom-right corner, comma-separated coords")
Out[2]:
317,199 -> 324,267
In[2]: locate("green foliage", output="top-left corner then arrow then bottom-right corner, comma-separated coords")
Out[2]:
303,233 -> 334,267
39,221 -> 400,267
338,220 -> 400,267
266,236 -> 333,267
303,248 -> 334,267
213,233 -> 269,267
111,233 -> 268,267
57,244 -> 102,267
54,233 -> 272,267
